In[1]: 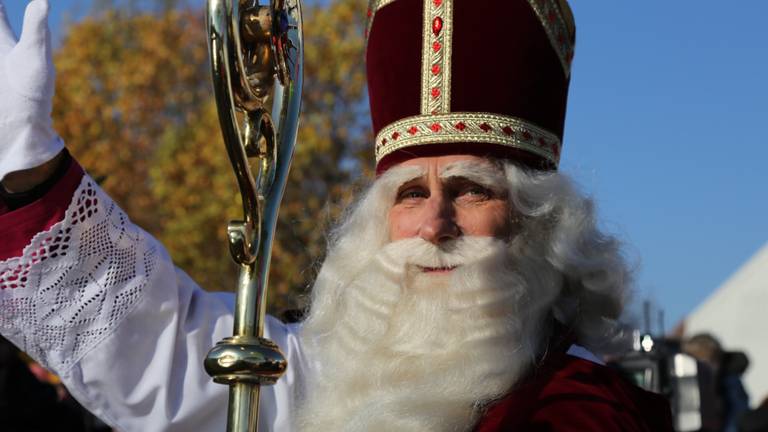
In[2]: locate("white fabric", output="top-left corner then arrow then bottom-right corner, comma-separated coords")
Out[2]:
566,343 -> 605,366
0,0 -> 63,181
0,173 -> 307,432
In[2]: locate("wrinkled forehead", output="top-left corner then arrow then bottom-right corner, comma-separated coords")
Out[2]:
380,157 -> 508,191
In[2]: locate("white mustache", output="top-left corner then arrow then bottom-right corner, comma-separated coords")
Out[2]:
377,237 -> 507,270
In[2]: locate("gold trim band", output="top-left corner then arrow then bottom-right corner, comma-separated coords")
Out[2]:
527,0 -> 574,77
420,0 -> 453,115
375,112 -> 561,165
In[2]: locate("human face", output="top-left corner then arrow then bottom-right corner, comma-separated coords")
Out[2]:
387,155 -> 512,246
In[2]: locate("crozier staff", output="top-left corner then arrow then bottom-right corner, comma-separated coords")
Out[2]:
0,0 -> 674,431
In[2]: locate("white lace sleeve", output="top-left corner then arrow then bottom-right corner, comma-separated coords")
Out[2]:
0,175 -> 154,370
0,174 -> 305,432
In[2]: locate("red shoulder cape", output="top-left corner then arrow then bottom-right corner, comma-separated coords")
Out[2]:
475,352 -> 674,432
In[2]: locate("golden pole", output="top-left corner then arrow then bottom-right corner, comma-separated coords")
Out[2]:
202,0 -> 303,430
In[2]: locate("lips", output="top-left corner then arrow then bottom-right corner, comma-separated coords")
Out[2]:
419,266 -> 457,273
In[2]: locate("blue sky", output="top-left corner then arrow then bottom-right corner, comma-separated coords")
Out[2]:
6,1 -> 767,331
563,3 -> 768,331
4,1 -> 89,39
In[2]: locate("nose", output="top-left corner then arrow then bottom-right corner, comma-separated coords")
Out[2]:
418,192 -> 460,244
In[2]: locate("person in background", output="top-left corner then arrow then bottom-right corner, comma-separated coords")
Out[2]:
684,333 -> 751,432
740,396 -> 768,432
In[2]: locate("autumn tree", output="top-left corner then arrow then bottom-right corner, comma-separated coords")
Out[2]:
53,0 -> 370,312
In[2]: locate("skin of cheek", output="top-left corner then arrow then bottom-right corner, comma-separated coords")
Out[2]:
387,206 -> 418,240
457,202 -> 512,239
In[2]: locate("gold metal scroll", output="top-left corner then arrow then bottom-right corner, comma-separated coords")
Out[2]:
203,0 -> 303,431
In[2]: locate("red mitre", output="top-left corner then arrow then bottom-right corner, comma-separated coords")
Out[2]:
366,0 -> 576,173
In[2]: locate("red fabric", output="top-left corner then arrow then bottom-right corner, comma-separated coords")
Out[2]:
366,0 -> 422,134
451,0 -> 569,137
474,354 -> 675,432
366,0 -> 572,171
0,161 -> 84,261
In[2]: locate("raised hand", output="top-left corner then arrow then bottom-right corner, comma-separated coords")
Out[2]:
0,0 -> 63,184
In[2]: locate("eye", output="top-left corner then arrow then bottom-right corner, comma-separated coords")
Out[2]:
396,186 -> 429,202
454,182 -> 493,202
463,185 -> 490,197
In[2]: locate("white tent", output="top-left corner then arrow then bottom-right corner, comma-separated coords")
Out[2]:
684,242 -> 768,404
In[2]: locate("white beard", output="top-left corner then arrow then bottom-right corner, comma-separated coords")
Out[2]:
296,236 -> 562,432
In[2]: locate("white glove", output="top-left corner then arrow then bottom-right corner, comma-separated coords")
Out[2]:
0,0 -> 63,181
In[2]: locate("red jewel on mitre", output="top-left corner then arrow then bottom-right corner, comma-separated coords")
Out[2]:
365,0 -> 575,174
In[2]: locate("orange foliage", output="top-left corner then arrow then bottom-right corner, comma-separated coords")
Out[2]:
52,1 -> 370,312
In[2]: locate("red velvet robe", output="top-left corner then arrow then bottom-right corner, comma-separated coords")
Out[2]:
475,351 -> 674,431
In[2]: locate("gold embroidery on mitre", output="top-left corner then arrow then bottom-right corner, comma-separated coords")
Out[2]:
375,112 -> 562,166
527,0 -> 575,77
420,0 -> 453,115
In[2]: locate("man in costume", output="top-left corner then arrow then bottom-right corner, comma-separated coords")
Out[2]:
0,0 -> 673,431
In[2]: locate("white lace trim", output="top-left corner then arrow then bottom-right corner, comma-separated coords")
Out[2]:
0,175 -> 157,372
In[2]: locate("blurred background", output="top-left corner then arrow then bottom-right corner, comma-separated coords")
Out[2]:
3,0 -> 767,430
